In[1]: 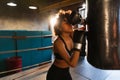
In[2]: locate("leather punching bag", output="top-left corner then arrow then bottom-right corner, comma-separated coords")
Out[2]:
87,0 -> 120,69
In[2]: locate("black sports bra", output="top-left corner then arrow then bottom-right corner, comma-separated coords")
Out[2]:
54,36 -> 72,60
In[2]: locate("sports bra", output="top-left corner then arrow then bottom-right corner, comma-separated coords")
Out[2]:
54,36 -> 73,60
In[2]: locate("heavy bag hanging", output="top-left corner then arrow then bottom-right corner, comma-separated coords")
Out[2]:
87,0 -> 120,69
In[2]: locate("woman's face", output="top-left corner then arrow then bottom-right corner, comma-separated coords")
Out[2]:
60,19 -> 73,33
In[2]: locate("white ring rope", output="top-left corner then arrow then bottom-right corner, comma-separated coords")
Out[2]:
0,35 -> 52,38
0,46 -> 53,54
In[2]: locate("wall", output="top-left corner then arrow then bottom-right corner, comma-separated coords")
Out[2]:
0,5 -> 49,31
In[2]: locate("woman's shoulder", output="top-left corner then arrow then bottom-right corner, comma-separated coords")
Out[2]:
54,37 -> 64,46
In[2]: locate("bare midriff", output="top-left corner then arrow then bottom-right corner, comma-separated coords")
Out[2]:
53,59 -> 69,68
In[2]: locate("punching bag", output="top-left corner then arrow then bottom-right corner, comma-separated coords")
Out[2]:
87,0 -> 120,69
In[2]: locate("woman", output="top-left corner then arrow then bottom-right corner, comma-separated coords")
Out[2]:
46,10 -> 84,80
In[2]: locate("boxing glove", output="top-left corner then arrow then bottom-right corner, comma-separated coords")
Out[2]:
65,11 -> 82,25
73,30 -> 85,51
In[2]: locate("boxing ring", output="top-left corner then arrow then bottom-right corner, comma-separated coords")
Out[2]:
0,31 -> 53,77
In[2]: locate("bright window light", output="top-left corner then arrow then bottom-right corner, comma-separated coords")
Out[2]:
50,17 -> 57,27
29,6 -> 37,9
49,14 -> 59,37
7,2 -> 17,7
50,14 -> 59,27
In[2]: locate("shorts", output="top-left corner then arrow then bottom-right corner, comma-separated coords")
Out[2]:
46,64 -> 72,80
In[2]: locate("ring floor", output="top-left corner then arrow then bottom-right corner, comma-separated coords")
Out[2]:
1,57 -> 120,80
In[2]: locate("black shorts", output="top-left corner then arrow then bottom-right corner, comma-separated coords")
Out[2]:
46,64 -> 72,80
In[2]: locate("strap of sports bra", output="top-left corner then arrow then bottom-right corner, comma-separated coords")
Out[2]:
59,35 -> 70,52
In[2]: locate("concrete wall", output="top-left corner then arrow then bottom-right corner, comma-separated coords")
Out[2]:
0,6 -> 49,31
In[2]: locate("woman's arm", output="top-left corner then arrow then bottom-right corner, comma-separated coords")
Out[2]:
54,39 -> 80,67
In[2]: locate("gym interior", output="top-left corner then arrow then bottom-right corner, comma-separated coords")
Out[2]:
0,0 -> 120,80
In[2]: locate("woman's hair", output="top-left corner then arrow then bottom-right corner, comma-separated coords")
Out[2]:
54,23 -> 61,36
53,9 -> 72,36
54,13 -> 65,36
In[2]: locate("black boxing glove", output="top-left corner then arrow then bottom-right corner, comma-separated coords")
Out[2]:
73,30 -> 85,51
65,11 -> 82,25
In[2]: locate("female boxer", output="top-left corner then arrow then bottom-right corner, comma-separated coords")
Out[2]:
46,10 -> 85,80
